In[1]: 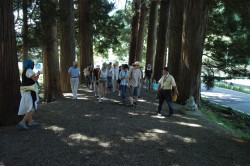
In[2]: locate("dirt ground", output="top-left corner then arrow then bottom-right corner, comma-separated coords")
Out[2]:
0,85 -> 250,166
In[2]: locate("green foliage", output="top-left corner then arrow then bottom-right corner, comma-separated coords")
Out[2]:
204,0 -> 250,80
91,0 -> 125,58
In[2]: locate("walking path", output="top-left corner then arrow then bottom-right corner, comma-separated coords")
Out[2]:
201,84 -> 250,115
0,85 -> 249,165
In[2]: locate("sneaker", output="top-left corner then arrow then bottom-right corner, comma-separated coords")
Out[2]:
18,123 -> 29,130
99,98 -> 102,103
102,97 -> 108,101
118,93 -> 121,96
157,113 -> 162,116
27,122 -> 39,127
133,102 -> 138,106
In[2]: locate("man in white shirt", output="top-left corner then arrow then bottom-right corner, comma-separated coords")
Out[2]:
68,61 -> 80,100
128,61 -> 142,106
156,67 -> 178,117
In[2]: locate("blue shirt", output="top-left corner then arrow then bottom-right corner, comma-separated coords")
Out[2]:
119,69 -> 128,86
68,67 -> 80,78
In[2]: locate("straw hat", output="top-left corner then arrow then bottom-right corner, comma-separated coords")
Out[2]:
133,61 -> 141,67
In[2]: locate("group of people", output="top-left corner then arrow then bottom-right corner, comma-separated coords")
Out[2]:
17,59 -> 178,130
68,60 -> 178,117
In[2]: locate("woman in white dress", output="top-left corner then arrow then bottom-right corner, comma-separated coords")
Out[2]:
18,60 -> 40,129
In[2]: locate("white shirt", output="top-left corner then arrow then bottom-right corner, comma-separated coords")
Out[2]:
111,67 -> 119,80
128,68 -> 141,87
158,74 -> 176,90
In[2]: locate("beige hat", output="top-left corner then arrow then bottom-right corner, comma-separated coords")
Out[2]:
96,65 -> 100,68
133,61 -> 141,67
73,61 -> 78,65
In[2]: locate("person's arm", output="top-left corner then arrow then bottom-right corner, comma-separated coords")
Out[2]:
173,86 -> 179,96
30,71 -> 41,82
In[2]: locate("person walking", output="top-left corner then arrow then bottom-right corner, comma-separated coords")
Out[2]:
98,63 -> 108,103
107,62 -> 113,90
144,64 -> 153,91
112,63 -> 119,93
93,65 -> 100,96
18,60 -> 40,129
156,67 -> 178,117
119,64 -> 129,102
68,61 -> 80,100
128,61 -> 142,106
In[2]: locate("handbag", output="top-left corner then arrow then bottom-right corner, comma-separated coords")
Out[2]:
20,84 -> 36,91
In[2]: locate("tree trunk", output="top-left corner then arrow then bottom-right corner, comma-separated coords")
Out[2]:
41,0 -> 63,102
0,0 -> 21,126
145,0 -> 158,70
167,0 -> 184,85
128,0 -> 140,65
59,0 -> 75,92
135,0 -> 147,62
178,0 -> 208,106
22,0 -> 29,61
79,0 -> 93,84
153,0 -> 170,81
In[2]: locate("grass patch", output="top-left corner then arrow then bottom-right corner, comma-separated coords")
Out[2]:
215,82 -> 250,94
201,99 -> 250,139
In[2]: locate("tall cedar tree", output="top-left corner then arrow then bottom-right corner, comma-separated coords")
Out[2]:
128,0 -> 140,65
153,0 -> 170,81
178,0 -> 208,106
41,0 -> 63,102
0,0 -> 21,126
79,0 -> 93,83
59,0 -> 75,92
135,0 -> 147,62
22,0 -> 29,61
145,0 -> 158,70
167,0 -> 184,85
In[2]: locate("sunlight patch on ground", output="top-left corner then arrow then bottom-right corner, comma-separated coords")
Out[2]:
0,162 -> 6,166
150,115 -> 165,119
173,135 -> 196,143
149,129 -> 168,134
166,148 -> 176,153
174,122 -> 202,128
68,133 -> 111,148
63,93 -> 72,97
44,125 -> 65,133
121,136 -> 135,143
128,112 -> 139,116
137,132 -> 160,141
174,114 -> 198,121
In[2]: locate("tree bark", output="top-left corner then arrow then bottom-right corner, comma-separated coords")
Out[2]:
22,0 -> 29,61
135,0 -> 147,62
59,0 -> 75,92
178,0 -> 208,106
41,0 -> 63,102
145,0 -> 158,70
167,0 -> 184,85
79,0 -> 93,84
0,0 -> 21,126
128,0 -> 140,65
153,0 -> 170,81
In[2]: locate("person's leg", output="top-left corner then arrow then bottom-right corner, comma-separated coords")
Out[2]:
137,83 -> 141,97
93,81 -> 97,96
103,81 -> 107,97
121,85 -> 125,99
75,78 -> 79,99
166,91 -> 174,115
98,83 -> 103,102
157,91 -> 165,114
134,87 -> 138,104
129,86 -> 135,105
113,79 -> 117,92
70,78 -> 74,97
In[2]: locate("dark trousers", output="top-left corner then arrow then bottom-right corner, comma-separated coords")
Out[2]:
157,90 -> 174,114
107,76 -> 112,89
121,85 -> 127,99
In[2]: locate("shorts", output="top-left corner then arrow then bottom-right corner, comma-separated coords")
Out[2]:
130,86 -> 138,97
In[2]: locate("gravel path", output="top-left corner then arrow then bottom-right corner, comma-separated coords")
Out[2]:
0,85 -> 249,166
